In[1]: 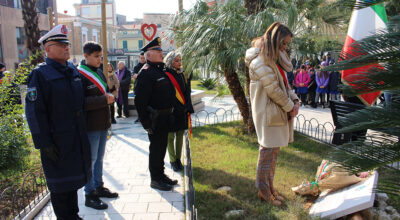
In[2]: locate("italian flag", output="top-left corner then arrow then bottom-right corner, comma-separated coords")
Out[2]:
341,0 -> 388,106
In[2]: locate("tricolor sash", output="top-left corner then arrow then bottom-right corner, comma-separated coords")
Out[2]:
165,71 -> 192,137
78,65 -> 107,94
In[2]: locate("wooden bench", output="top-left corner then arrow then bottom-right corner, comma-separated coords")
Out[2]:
329,100 -> 366,145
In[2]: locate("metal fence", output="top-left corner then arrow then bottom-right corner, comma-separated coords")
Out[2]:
183,131 -> 197,220
0,170 -> 49,220
294,114 -> 335,144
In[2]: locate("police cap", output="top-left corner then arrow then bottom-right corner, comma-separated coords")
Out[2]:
38,24 -> 70,45
141,37 -> 162,52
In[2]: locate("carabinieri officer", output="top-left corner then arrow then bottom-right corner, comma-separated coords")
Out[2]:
134,37 -> 178,191
25,24 -> 91,220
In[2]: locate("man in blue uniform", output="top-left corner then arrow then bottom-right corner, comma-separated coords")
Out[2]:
25,24 -> 91,220
134,37 -> 178,191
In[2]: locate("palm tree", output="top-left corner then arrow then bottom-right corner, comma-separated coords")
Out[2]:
323,0 -> 400,194
171,0 -> 351,132
21,0 -> 44,64
171,1 -> 271,132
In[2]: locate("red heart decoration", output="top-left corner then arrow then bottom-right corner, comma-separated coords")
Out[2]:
141,23 -> 157,41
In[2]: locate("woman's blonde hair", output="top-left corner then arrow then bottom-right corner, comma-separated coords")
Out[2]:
107,62 -> 114,72
251,22 -> 293,65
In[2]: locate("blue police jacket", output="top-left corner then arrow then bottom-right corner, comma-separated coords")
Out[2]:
25,58 -> 91,193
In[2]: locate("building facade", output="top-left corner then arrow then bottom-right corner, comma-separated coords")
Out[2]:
0,0 -> 57,69
58,13 -> 118,66
73,0 -> 116,26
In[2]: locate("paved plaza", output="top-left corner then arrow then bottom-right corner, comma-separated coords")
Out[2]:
34,118 -> 185,220
33,95 -> 332,220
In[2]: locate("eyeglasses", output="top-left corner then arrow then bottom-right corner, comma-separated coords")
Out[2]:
47,42 -> 71,48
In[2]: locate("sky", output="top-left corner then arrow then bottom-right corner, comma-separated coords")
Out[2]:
57,0 -> 197,21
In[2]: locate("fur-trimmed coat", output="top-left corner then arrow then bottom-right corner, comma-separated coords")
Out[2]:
245,48 -> 299,148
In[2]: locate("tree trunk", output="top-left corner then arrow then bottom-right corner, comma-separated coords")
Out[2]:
21,0 -> 44,65
245,66 -> 255,133
241,0 -> 266,133
244,0 -> 265,15
223,68 -> 251,132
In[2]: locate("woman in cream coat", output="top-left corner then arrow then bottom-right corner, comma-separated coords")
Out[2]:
245,22 -> 300,206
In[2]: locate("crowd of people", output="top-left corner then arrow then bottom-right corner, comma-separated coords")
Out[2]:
287,53 -> 342,108
22,24 -> 193,219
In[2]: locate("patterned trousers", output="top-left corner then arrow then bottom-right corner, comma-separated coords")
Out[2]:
256,146 -> 280,192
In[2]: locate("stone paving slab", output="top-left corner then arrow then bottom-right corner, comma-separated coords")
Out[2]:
34,117 -> 185,220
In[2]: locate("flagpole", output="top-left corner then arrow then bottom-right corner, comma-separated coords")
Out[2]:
101,0 -> 109,85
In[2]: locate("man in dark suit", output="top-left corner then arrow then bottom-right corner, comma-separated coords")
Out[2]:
116,61 -> 132,118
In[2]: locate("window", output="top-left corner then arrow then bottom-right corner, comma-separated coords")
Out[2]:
92,29 -> 98,42
82,27 -> 88,44
14,0 -> 21,9
138,40 -> 143,49
36,0 -> 48,14
123,41 -> 127,50
16,27 -> 27,60
97,6 -> 101,15
81,7 -> 90,16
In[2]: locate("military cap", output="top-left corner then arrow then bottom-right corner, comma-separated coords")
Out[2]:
38,24 -> 70,45
140,37 -> 162,52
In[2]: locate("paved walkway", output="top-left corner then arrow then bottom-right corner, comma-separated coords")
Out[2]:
34,117 -> 185,220
33,96 -> 333,220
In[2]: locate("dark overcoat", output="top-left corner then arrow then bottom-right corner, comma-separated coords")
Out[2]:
25,58 -> 91,193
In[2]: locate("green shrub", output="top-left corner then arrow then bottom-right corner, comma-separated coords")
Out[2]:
0,53 -> 38,170
199,78 -> 217,90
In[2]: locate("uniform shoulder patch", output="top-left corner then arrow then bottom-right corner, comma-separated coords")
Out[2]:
27,87 -> 37,101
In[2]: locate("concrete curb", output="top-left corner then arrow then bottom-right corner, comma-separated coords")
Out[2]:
21,191 -> 50,220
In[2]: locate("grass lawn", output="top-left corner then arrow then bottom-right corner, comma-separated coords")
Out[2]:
192,80 -> 230,96
190,121 -> 399,219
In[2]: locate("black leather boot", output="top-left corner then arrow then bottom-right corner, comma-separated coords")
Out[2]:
96,184 -> 119,198
170,161 -> 179,172
85,190 -> 108,210
162,174 -> 178,185
176,159 -> 184,171
150,179 -> 173,191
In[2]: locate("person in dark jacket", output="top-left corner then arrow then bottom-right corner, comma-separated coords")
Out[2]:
25,24 -> 90,220
307,68 -> 317,108
163,51 -> 194,172
133,52 -> 146,123
134,37 -> 178,191
78,42 -> 118,210
328,60 -> 341,102
133,52 -> 146,80
116,61 -> 131,118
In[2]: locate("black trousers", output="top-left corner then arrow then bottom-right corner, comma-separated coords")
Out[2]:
148,130 -> 168,181
117,90 -> 129,117
110,103 -> 115,120
308,91 -> 316,106
50,190 -> 79,220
